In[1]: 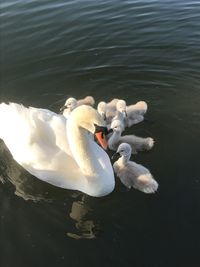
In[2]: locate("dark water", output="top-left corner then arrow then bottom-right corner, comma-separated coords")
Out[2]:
1,1 -> 200,266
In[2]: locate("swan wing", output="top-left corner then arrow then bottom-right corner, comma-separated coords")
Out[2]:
29,106 -> 71,154
0,103 -> 88,190
0,103 -> 71,163
0,103 -> 115,195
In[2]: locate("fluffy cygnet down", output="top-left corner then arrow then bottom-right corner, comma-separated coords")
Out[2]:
77,96 -> 95,107
116,100 -> 148,128
60,96 -> 95,118
108,120 -> 154,154
97,98 -> 119,123
113,143 -> 158,193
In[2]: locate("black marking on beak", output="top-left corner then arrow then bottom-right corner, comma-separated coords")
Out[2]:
94,124 -> 108,134
94,124 -> 113,136
106,128 -> 113,135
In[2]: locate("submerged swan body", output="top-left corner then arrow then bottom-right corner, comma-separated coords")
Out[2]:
0,103 -> 115,197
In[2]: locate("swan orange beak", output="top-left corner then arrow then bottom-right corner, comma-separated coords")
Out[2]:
95,132 -> 108,150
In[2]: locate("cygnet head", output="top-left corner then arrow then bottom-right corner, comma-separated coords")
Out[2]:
110,119 -> 123,132
64,97 -> 78,111
60,97 -> 78,113
117,143 -> 132,157
116,100 -> 127,116
97,101 -> 107,120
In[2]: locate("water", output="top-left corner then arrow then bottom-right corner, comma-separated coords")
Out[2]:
0,0 -> 200,266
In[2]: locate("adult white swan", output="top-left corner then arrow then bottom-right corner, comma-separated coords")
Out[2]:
0,103 -> 115,197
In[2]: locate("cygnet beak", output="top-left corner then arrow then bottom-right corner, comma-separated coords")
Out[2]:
111,152 -> 120,161
106,128 -> 113,135
123,110 -> 128,118
60,105 -> 68,113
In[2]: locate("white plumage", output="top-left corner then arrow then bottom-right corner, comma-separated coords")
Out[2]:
0,94 -> 156,197
0,103 -> 114,197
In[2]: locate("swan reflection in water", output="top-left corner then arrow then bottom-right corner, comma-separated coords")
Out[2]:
0,140 -> 98,239
67,195 -> 99,240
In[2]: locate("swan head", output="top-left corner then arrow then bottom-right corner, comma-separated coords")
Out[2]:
70,105 -> 108,149
116,100 -> 127,117
97,101 -> 107,121
60,97 -> 78,113
110,119 -> 123,133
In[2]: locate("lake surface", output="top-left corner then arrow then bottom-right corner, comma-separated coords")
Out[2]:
1,0 -> 200,266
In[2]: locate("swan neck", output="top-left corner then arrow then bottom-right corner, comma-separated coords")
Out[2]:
67,121 -> 101,175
